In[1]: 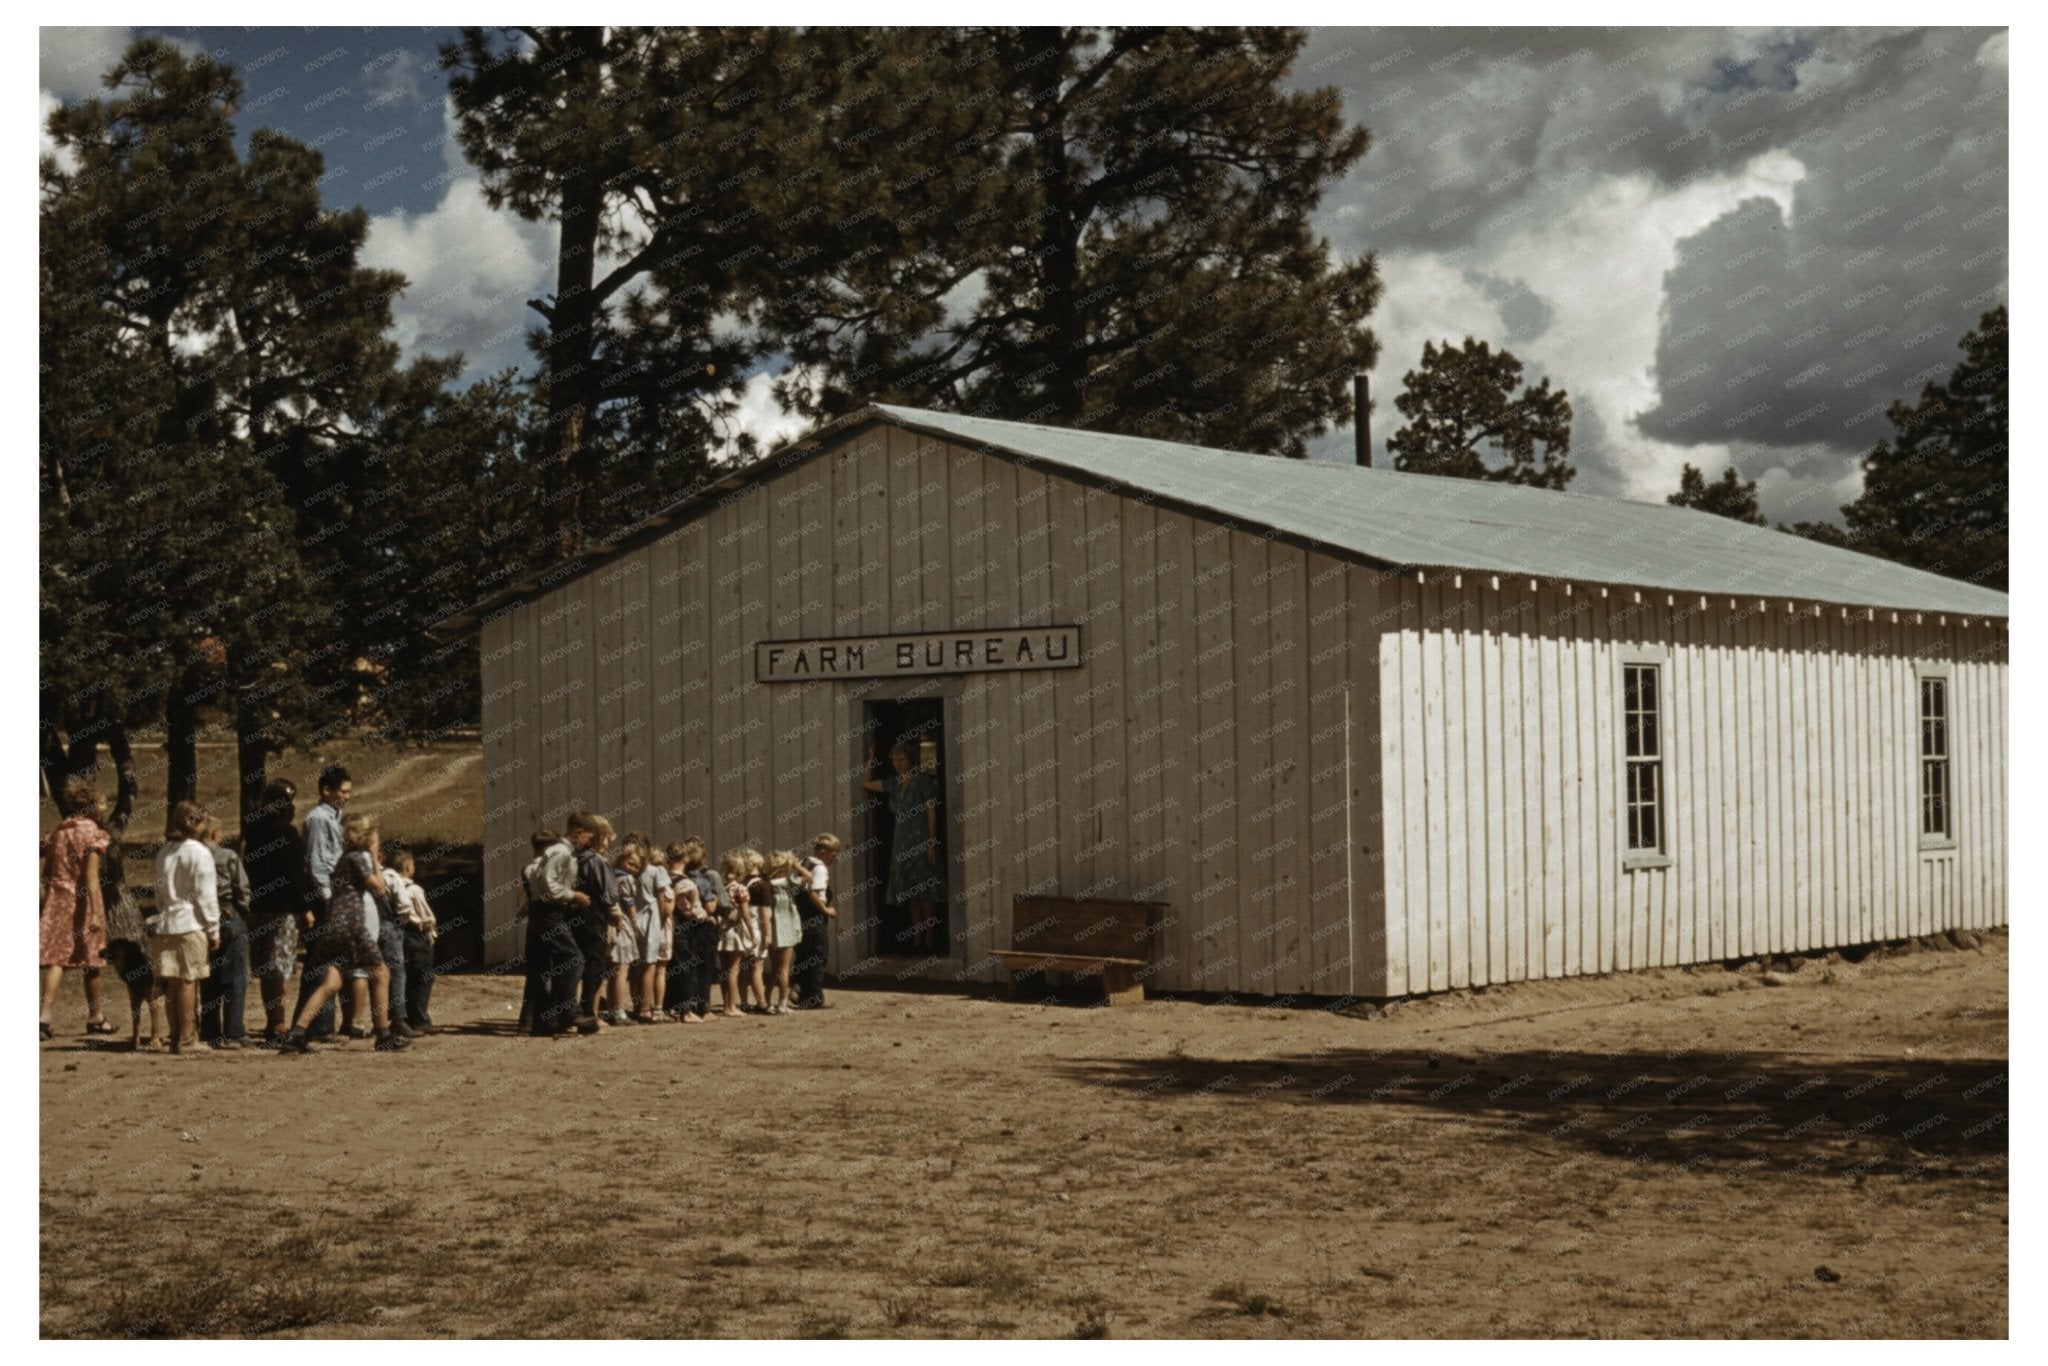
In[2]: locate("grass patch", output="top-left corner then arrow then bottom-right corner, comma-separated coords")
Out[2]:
88,1268 -> 375,1338
797,1313 -> 849,1339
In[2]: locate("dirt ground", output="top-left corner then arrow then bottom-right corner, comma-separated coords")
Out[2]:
39,933 -> 2006,1339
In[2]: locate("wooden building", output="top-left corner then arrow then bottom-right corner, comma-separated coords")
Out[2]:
437,405 -> 2009,999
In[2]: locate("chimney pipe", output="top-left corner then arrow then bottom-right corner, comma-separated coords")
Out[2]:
1354,372 -> 1371,467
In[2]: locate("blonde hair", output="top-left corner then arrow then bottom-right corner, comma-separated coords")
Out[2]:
718,849 -> 750,883
812,832 -> 842,855
678,836 -> 707,866
341,810 -> 379,852
768,849 -> 797,880
741,846 -> 765,875
614,839 -> 645,871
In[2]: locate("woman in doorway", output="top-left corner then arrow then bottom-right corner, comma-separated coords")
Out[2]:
863,742 -> 944,952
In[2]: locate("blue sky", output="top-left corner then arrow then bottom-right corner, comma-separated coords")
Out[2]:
39,25 -> 2010,522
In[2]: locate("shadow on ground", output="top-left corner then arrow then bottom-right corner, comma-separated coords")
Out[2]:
1061,1045 -> 2006,1179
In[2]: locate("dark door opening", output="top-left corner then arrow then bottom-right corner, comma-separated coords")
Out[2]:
861,699 -> 951,956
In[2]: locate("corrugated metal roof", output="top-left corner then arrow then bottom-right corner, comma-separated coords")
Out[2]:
875,404 -> 2010,619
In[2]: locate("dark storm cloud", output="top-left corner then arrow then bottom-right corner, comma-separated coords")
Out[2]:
1638,31 -> 2007,452
1296,26 -> 2005,519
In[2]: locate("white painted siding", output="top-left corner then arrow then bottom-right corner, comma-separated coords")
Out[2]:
1377,576 -> 2008,987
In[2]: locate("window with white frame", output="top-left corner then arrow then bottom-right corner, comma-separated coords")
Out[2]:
1623,661 -> 1664,854
1919,673 -> 1952,842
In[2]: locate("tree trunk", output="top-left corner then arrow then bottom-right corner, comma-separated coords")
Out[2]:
103,723 -> 138,835
166,673 -> 201,812
39,717 -> 71,814
235,714 -> 272,836
1027,27 -> 1085,424
542,27 -> 607,564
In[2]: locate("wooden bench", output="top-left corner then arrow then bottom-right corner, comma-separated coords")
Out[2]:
992,894 -> 1167,1006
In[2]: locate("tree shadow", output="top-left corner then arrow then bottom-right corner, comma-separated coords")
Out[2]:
1061,1044 -> 2006,1178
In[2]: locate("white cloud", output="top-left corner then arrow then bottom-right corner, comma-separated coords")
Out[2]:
39,27 -> 131,99
39,89 -> 76,173
1484,150 -> 1807,503
714,368 -> 812,466
362,168 -> 555,378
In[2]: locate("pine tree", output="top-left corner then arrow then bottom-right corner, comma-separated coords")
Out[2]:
41,38 -> 478,820
1838,306 -> 2007,591
441,27 -> 972,557
1387,338 -> 1574,489
1667,463 -> 1766,525
772,26 -> 1381,458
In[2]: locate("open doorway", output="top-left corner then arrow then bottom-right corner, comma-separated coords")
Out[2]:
860,698 -> 951,956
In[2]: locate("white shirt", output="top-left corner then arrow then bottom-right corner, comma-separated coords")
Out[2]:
153,838 -> 220,937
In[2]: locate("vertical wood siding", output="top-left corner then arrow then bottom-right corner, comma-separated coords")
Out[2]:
1377,577 -> 2008,989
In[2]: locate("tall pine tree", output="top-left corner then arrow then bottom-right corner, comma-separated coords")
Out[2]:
41,38 -> 485,820
773,26 -> 1381,458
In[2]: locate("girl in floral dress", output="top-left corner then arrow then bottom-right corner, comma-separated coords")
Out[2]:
39,778 -> 112,1040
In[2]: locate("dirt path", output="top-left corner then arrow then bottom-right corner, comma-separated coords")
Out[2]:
40,935 -> 2006,1338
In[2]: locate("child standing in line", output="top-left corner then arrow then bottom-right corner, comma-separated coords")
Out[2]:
97,817 -> 166,1049
382,843 -> 439,1031
628,831 -> 673,1023
663,843 -> 706,1022
573,816 -> 618,1032
715,850 -> 755,1019
150,801 -> 221,1055
792,833 -> 840,1010
39,777 -> 111,1039
743,848 -> 774,1014
516,828 -> 561,1035
196,815 -> 252,1049
608,840 -> 647,1025
765,850 -> 804,1015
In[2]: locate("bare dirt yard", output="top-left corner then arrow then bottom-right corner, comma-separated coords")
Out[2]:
40,932 -> 2006,1339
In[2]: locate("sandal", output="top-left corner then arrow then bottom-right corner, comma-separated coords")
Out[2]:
85,1020 -> 116,1035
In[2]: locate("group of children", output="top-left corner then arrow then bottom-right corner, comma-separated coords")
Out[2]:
37,769 -> 439,1055
516,812 -> 841,1036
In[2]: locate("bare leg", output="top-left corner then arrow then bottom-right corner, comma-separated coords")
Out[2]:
39,966 -> 63,1025
610,963 -> 631,1018
84,968 -> 105,1025
747,955 -> 767,1010
369,965 -> 392,1030
167,980 -> 197,1052
346,977 -> 369,1030
260,972 -> 289,1036
292,967 -> 345,1032
720,952 -> 741,1016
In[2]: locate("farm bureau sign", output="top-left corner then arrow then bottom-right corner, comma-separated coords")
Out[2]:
755,626 -> 1082,682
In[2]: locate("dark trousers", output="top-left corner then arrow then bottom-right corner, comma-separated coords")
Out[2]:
518,902 -> 544,1031
197,914 -> 249,1041
402,925 -> 435,1026
573,910 -> 608,1004
669,919 -> 718,1017
529,903 -> 585,1035
378,914 -> 407,1027
794,913 -> 830,1006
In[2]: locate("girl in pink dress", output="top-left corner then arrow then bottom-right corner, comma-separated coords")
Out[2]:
39,778 -> 112,1040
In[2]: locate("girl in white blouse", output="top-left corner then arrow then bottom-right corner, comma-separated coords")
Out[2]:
151,801 -> 221,1054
